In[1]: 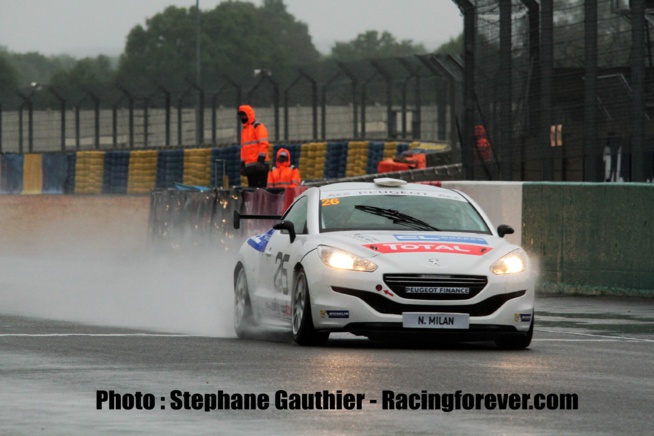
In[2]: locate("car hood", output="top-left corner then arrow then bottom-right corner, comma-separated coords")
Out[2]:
312,231 -> 521,273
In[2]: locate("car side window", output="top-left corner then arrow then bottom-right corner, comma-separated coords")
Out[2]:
282,196 -> 308,234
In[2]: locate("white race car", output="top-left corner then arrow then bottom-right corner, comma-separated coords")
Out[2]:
233,178 -> 534,349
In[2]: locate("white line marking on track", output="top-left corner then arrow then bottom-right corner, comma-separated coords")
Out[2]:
536,328 -> 654,343
535,339 -> 637,342
0,334 -> 207,337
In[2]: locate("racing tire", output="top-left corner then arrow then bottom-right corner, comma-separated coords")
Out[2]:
495,315 -> 534,350
292,269 -> 329,346
234,267 -> 256,338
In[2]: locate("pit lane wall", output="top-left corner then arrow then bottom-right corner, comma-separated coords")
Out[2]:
520,183 -> 654,298
443,181 -> 653,297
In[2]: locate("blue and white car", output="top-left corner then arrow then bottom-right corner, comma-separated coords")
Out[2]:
233,178 -> 534,349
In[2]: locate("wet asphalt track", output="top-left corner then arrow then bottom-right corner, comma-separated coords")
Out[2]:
0,295 -> 653,435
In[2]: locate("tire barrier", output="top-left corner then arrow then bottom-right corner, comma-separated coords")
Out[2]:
103,151 -> 130,194
345,141 -> 369,178
127,150 -> 158,195
22,154 -> 43,195
65,153 -> 76,194
1,154 -> 24,194
74,151 -> 105,195
156,149 -> 184,190
182,148 -> 212,188
210,145 -> 241,188
42,153 -> 68,194
0,141 -> 450,195
366,141 -> 385,175
299,142 -> 328,180
324,142 -> 348,179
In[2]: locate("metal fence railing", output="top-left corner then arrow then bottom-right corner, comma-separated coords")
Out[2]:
455,0 -> 654,182
4,0 -> 654,183
0,56 -> 461,160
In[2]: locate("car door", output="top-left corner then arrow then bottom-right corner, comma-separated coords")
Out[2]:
258,196 -> 309,326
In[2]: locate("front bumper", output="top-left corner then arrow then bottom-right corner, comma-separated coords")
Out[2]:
301,253 -> 534,335
344,323 -> 524,343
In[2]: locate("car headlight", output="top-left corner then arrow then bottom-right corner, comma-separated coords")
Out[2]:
317,245 -> 377,272
490,248 -> 528,275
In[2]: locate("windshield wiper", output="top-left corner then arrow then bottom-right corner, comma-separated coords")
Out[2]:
354,205 -> 441,231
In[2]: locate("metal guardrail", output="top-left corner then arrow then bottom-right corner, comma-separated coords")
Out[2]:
304,164 -> 464,187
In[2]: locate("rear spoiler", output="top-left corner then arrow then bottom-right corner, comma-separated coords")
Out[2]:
233,211 -> 282,230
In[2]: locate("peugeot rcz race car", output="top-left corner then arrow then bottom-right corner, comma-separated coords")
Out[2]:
233,178 -> 534,349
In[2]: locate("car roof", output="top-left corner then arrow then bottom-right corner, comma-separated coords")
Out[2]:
318,181 -> 464,198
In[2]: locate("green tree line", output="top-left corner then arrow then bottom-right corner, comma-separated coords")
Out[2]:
0,0 -> 461,96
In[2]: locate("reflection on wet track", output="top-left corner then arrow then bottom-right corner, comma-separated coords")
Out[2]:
0,295 -> 652,434
536,295 -> 654,340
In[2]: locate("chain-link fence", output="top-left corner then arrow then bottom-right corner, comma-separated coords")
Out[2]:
457,0 -> 654,182
4,0 -> 652,182
0,56 -> 460,158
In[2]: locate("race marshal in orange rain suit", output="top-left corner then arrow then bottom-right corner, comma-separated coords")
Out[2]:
267,147 -> 301,189
238,104 -> 270,188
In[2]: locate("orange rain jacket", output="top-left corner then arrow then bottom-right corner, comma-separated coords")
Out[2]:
474,124 -> 493,163
267,147 -> 301,188
239,105 -> 270,166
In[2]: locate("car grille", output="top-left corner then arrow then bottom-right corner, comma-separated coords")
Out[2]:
332,287 -> 526,317
383,274 -> 488,300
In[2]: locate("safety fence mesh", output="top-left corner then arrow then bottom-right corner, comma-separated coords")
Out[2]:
465,0 -> 653,182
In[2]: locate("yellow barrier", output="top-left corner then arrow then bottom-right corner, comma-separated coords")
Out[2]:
409,141 -> 450,152
183,148 -> 211,186
383,142 -> 398,159
127,150 -> 158,194
346,141 -> 369,178
22,154 -> 43,195
299,142 -> 327,180
75,151 -> 105,195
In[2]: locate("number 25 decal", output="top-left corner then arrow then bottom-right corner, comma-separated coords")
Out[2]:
274,252 -> 290,294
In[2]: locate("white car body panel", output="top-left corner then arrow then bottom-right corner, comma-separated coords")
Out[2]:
234,181 -> 535,344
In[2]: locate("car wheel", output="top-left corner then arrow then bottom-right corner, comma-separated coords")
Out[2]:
495,314 -> 534,350
292,269 -> 329,346
234,267 -> 255,338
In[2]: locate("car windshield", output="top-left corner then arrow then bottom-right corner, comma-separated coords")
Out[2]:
319,190 -> 490,234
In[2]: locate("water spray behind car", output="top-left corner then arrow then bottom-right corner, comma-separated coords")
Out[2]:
0,212 -> 240,337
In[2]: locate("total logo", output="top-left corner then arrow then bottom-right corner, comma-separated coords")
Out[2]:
364,243 -> 492,256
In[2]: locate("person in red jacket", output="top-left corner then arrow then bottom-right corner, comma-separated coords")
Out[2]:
238,104 -> 270,188
474,124 -> 493,163
267,148 -> 301,189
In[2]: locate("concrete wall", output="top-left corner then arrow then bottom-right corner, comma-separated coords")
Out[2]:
446,181 -> 654,297
522,183 -> 654,297
0,195 -> 151,255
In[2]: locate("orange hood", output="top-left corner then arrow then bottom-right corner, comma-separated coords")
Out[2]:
238,105 -> 256,126
275,147 -> 291,168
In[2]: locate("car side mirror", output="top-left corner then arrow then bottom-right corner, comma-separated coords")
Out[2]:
497,224 -> 514,238
273,220 -> 296,243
